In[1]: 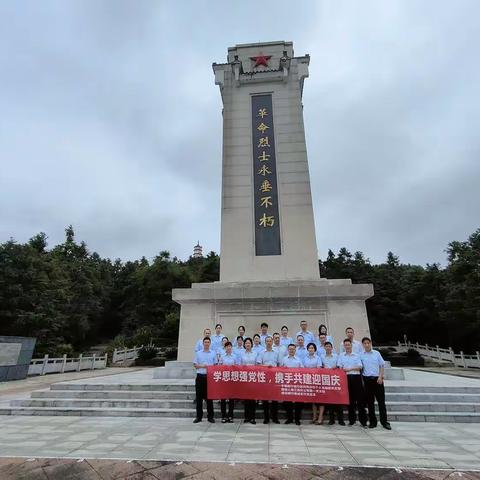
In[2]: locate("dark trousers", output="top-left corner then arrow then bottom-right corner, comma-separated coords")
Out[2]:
347,375 -> 367,425
195,374 -> 214,420
263,401 -> 278,422
328,404 -> 344,423
244,400 -> 256,421
363,376 -> 388,426
284,402 -> 302,422
221,399 -> 234,418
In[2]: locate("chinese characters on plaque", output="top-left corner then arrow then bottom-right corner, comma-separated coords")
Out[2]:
251,94 -> 281,256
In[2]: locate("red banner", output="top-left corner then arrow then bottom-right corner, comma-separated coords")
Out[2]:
207,365 -> 349,404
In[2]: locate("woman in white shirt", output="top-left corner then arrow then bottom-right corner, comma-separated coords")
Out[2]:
240,337 -> 257,424
304,343 -> 324,425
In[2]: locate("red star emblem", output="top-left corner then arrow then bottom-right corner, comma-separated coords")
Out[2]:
250,55 -> 271,68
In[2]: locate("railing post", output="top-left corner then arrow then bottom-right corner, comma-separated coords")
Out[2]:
113,348 -> 117,363
123,348 -> 127,362
61,354 -> 67,373
460,351 -> 467,368
448,347 -> 455,365
41,354 -> 49,376
77,354 -> 83,372
92,354 -> 96,370
436,345 -> 440,359
476,351 -> 480,365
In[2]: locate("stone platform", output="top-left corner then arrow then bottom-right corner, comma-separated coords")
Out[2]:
1,367 -> 480,423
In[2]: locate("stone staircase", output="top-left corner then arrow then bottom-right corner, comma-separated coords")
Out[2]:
1,378 -> 480,422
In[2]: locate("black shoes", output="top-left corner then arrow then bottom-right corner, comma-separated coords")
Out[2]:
328,419 -> 335,425
271,419 -> 280,424
382,423 -> 392,430
369,423 -> 377,429
221,417 -> 227,423
193,418 -> 201,423
285,419 -> 293,424
227,417 -> 234,423
207,418 -> 215,423
250,419 -> 256,425
338,421 -> 346,426
295,420 -> 301,426
348,421 -> 355,426
263,419 -> 269,424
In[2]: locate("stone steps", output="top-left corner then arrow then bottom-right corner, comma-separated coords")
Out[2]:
0,405 -> 479,423
11,397 -> 480,413
30,389 -> 480,403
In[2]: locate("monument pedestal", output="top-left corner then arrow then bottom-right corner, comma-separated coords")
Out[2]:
174,279 -> 373,361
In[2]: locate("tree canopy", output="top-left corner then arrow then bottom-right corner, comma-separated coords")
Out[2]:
0,226 -> 478,355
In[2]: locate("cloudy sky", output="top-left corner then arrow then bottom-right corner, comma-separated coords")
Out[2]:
1,0 -> 479,266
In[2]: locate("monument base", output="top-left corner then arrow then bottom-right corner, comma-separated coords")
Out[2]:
173,279 -> 373,361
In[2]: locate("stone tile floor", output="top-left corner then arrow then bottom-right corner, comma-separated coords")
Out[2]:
0,458 -> 479,480
0,416 -> 479,471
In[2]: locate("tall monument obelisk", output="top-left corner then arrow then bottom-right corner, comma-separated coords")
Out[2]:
173,41 -> 373,361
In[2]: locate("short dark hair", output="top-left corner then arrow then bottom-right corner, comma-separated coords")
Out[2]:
215,323 -> 222,329
261,322 -> 269,328
300,320 -> 307,324
224,341 -> 232,347
345,327 -> 354,333
361,337 -> 371,343
288,343 -> 296,349
236,335 -> 244,341
273,332 -> 280,337
238,325 -> 245,331
203,337 -> 211,343
222,336 -> 228,341
253,333 -> 260,340
243,337 -> 253,347
307,342 -> 317,351
297,334 -> 304,340
318,324 -> 327,334
324,341 -> 332,347
343,338 -> 352,344
319,333 -> 326,337
281,325 -> 288,330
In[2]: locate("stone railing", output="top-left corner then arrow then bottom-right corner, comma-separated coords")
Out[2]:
112,345 -> 143,364
28,354 -> 107,376
397,341 -> 480,369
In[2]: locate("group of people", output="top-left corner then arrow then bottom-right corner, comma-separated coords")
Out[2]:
193,320 -> 391,430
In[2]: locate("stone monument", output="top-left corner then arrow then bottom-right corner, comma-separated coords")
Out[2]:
0,336 -> 36,381
173,41 -> 373,361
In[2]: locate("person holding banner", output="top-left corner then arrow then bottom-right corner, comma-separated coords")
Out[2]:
281,344 -> 303,425
361,337 -> 391,430
193,337 -> 217,424
240,337 -> 258,424
322,342 -> 345,426
256,336 -> 280,424
304,342 -> 324,424
219,341 -> 237,423
280,325 -> 293,346
338,338 -> 368,427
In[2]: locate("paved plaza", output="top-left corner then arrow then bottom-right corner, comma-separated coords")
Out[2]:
0,415 -> 479,470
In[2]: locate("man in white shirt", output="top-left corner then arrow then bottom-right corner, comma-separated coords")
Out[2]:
256,336 -> 280,424
193,337 -> 217,423
296,320 -> 315,346
361,337 -> 391,430
281,344 -> 303,425
272,332 -> 288,358
195,328 -> 211,352
259,322 -> 270,345
210,323 -> 224,353
322,342 -> 345,426
295,334 -> 308,363
339,327 -> 363,355
338,338 -> 367,427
